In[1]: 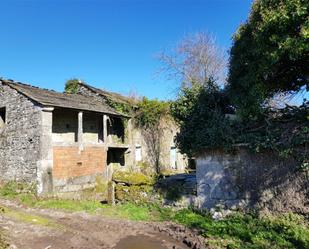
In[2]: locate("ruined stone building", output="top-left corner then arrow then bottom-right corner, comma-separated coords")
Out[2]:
0,79 -> 187,195
75,82 -> 188,173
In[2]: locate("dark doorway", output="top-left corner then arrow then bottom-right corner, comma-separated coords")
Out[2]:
107,148 -> 126,166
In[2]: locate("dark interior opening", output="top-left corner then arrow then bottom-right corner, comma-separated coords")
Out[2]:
188,158 -> 196,170
107,148 -> 126,166
0,107 -> 6,129
107,117 -> 125,143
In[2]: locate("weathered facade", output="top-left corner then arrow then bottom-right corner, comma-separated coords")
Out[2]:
195,147 -> 308,214
0,82 -> 41,183
76,82 -> 188,173
0,78 -> 188,195
0,79 -> 126,194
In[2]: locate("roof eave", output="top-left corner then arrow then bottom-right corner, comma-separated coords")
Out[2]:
3,81 -> 127,117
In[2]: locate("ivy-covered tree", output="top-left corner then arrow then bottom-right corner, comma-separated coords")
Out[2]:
228,0 -> 309,119
171,80 -> 235,156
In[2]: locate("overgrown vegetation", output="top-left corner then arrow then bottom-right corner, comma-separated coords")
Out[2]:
168,0 -> 308,164
172,82 -> 308,164
174,209 -> 309,249
113,171 -> 155,203
64,78 -> 80,94
171,81 -> 235,156
134,97 -> 170,128
0,181 -> 308,249
112,171 -> 155,185
134,97 -> 171,173
228,0 -> 309,119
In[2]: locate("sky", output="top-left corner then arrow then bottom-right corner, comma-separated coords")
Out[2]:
0,0 -> 253,100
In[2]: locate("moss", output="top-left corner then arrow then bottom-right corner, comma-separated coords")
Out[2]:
64,79 -> 79,94
112,171 -> 155,186
2,206 -> 59,228
137,161 -> 155,175
115,184 -> 153,204
95,176 -> 108,193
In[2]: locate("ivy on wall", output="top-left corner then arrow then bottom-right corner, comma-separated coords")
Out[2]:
134,97 -> 170,128
171,82 -> 308,168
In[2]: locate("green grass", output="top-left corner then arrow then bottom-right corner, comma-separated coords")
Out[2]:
172,209 -> 309,249
33,199 -> 104,213
0,181 -> 308,249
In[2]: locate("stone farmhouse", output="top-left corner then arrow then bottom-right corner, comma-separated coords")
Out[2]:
0,78 -> 187,195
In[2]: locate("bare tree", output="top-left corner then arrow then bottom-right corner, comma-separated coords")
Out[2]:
158,32 -> 227,88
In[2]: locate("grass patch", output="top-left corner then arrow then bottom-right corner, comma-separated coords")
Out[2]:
172,209 -> 309,249
33,199 -> 104,213
1,206 -> 59,228
0,181 -> 35,199
99,203 -> 152,221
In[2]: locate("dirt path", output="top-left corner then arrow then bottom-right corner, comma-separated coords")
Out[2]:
0,199 -> 206,249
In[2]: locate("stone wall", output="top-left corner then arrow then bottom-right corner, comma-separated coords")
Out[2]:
0,82 -> 42,182
196,148 -> 308,214
53,146 -> 107,192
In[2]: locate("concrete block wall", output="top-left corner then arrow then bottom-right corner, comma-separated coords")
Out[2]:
196,148 -> 309,214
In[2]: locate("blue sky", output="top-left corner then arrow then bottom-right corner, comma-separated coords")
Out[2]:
0,0 -> 253,100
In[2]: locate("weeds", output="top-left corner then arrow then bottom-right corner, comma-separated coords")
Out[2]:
172,209 -> 309,249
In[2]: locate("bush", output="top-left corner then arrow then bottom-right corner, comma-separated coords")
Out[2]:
64,79 -> 80,94
171,81 -> 236,156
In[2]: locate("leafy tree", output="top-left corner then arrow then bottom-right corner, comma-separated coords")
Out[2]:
228,0 -> 309,119
171,80 -> 235,156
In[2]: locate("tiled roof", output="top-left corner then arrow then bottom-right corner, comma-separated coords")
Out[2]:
79,82 -> 138,106
1,79 -> 123,116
